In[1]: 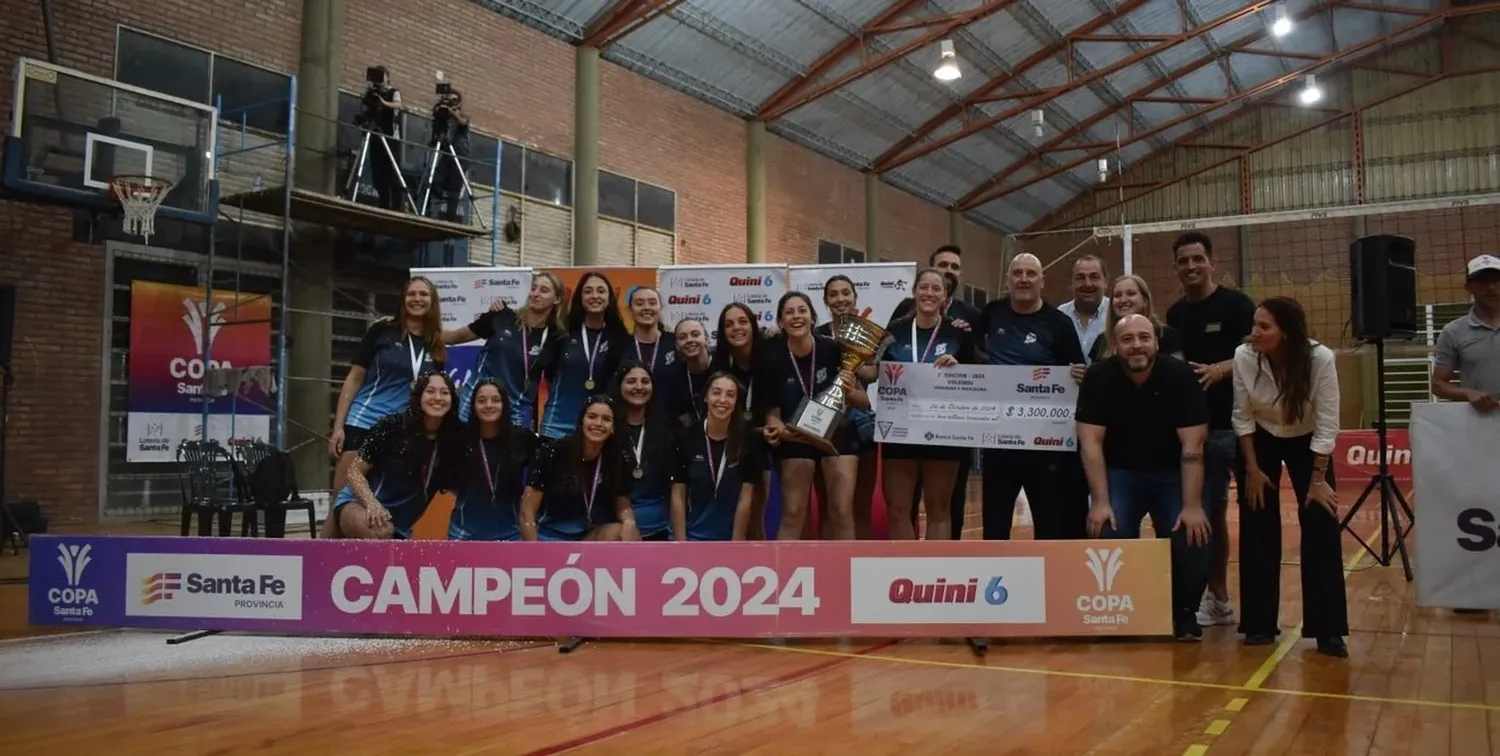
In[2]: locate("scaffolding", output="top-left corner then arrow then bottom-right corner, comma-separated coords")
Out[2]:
207,74 -> 502,452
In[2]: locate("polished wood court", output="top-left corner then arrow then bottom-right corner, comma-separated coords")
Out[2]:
1,484 -> 1496,755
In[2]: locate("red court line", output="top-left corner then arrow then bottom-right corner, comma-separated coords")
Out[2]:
522,640 -> 899,756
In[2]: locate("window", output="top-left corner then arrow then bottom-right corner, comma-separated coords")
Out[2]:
499,141 -> 524,194
964,284 -> 990,308
817,239 -> 864,264
115,26 -> 293,134
637,182 -> 675,232
212,56 -> 289,133
116,28 -> 210,103
524,151 -> 572,206
599,170 -> 636,221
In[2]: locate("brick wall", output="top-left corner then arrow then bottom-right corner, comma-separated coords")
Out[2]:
1,0 -> 1007,524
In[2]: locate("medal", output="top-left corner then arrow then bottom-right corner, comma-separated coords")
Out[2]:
581,328 -> 602,391
632,467 -> 644,479
407,337 -> 427,378
630,423 -> 646,480
635,337 -> 658,369
741,379 -> 754,422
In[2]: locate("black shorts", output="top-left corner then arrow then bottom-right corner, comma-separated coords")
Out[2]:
341,424 -> 370,456
881,443 -> 968,462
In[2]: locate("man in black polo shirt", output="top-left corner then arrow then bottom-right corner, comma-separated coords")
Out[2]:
1077,314 -> 1212,641
974,253 -> 1088,541
1164,230 -> 1255,629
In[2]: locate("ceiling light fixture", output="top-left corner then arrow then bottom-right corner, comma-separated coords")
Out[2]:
1271,5 -> 1293,37
1298,74 -> 1322,105
934,39 -> 961,81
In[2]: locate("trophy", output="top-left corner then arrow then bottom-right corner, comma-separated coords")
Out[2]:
787,314 -> 887,454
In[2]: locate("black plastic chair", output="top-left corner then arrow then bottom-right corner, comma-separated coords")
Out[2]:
239,441 -> 317,539
175,440 -> 258,537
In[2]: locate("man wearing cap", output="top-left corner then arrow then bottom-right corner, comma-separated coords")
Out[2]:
1431,253 -> 1500,615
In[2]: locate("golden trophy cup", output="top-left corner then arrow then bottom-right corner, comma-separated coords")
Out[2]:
786,314 -> 887,455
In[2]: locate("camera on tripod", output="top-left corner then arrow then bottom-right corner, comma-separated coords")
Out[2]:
356,65 -> 394,127
431,81 -> 461,142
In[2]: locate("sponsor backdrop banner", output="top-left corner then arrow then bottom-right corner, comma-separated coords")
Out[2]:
789,263 -> 916,329
875,363 -> 1077,451
30,536 -> 1170,638
658,264 -> 788,346
1411,403 -> 1500,609
412,266 -> 532,393
126,281 -> 273,462
546,267 -> 661,333
1332,428 -> 1412,484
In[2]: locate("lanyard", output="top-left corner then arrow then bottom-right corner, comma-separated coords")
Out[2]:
789,339 -> 816,397
703,425 -> 727,496
911,318 -> 941,363
407,337 -> 427,378
421,444 -> 438,493
634,336 -> 658,369
478,437 -> 501,500
581,328 -> 602,385
581,455 -> 603,521
631,423 -> 646,470
685,370 -> 703,421
521,325 -> 548,382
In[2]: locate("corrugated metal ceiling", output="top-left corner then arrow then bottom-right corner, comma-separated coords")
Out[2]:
479,0 -> 1456,232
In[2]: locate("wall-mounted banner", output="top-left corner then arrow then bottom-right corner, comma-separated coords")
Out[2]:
1332,428 -> 1412,484
875,363 -> 1077,451
29,536 -> 1170,638
411,266 -> 532,393
658,264 -> 788,346
1412,402 -> 1499,609
125,281 -> 272,462
789,262 -> 916,329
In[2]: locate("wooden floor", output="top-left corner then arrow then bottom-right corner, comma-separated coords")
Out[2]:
1,482 -> 1496,755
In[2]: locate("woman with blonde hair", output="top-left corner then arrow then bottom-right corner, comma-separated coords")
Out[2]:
1090,274 -> 1183,362
442,270 -> 567,428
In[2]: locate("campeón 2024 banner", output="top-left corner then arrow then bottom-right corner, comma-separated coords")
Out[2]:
30,536 -> 1171,638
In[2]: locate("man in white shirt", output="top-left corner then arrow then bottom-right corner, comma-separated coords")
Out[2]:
1431,253 -> 1500,615
1059,255 -> 1110,365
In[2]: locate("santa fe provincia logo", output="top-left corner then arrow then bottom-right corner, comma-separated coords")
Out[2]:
50,543 -> 100,618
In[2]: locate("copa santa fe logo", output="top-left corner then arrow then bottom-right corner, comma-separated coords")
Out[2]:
49,543 -> 99,619
1079,547 -> 1133,626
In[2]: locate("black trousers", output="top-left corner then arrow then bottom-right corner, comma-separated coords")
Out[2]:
981,449 -> 1087,540
1238,426 -> 1349,639
371,135 -> 404,211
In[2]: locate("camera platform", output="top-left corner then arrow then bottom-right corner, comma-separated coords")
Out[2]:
219,183 -> 487,242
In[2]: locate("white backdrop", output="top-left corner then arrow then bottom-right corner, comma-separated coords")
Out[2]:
412,266 -> 532,392
1412,401 -> 1500,608
789,262 -> 916,330
658,264 -> 787,346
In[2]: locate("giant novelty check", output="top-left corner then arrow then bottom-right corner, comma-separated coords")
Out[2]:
874,363 -> 1078,452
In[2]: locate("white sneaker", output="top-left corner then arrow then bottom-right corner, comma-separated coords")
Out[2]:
1196,597 -> 1237,627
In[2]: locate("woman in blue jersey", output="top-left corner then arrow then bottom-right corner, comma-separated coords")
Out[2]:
539,272 -> 629,439
760,291 -> 867,541
626,285 -> 676,380
329,277 -> 447,495
441,271 -> 567,428
708,302 -> 772,538
880,268 -> 979,540
333,369 -> 464,539
672,372 -> 763,541
814,274 -> 879,539
657,318 -> 713,428
520,396 -> 638,541
448,379 -> 540,541
610,360 -> 675,540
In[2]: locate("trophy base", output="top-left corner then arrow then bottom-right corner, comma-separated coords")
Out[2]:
787,397 -> 842,456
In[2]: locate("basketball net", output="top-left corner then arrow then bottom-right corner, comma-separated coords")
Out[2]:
110,175 -> 173,243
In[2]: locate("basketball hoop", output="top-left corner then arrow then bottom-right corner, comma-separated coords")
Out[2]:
108,174 -> 174,240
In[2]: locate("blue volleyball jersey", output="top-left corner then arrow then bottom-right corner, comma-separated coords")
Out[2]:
628,331 -> 678,383
673,425 -> 763,541
449,426 -> 539,541
332,415 -> 440,538
880,315 -> 978,365
622,421 -> 673,538
973,299 -> 1086,367
347,322 -> 443,430
539,327 -> 624,439
462,310 -> 561,427
526,437 -> 628,539
656,359 -> 712,428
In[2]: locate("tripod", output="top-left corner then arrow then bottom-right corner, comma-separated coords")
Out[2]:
344,127 -> 416,213
418,136 -> 485,229
1338,336 -> 1415,581
0,365 -> 25,555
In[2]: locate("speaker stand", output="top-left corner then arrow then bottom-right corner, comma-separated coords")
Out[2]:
1338,337 -> 1414,581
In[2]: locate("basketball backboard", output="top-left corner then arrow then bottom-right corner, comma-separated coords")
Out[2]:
2,58 -> 219,225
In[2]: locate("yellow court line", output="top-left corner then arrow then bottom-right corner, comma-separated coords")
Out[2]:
710,640 -> 1500,713
1183,746 -> 1209,756
1204,720 -> 1230,736
1242,511 -> 1391,691
1226,697 -> 1248,711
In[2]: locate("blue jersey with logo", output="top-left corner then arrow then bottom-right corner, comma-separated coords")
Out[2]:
627,332 -> 678,384
973,299 -> 1086,367
539,327 -> 624,439
347,322 -> 443,430
462,310 -> 562,427
622,421 -> 673,538
449,427 -> 538,541
332,415 -> 441,538
673,426 -> 764,541
880,315 -> 977,365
